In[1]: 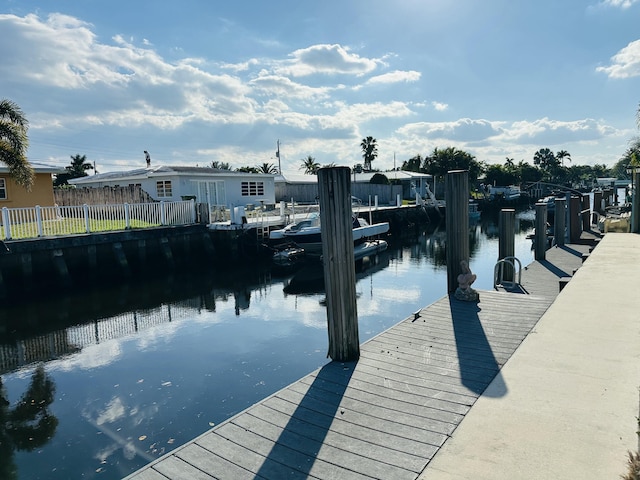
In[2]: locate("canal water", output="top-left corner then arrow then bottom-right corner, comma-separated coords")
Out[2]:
0,209 -> 537,480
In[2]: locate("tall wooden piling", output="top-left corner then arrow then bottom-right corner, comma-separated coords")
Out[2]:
554,197 -> 566,246
498,209 -> 515,282
318,167 -> 360,362
534,203 -> 547,261
581,194 -> 591,231
569,195 -> 581,243
593,190 -> 603,214
445,170 -> 469,293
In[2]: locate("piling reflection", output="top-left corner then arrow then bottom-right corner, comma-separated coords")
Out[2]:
0,365 -> 58,480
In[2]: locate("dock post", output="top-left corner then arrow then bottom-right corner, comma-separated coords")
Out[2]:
498,209 -> 515,282
632,169 -> 640,233
318,167 -> 359,362
581,194 -> 590,231
534,202 -> 547,260
569,195 -> 581,243
554,197 -> 566,246
445,170 -> 469,294
593,190 -> 603,214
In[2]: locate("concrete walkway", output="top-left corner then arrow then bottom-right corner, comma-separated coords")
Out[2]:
419,233 -> 640,479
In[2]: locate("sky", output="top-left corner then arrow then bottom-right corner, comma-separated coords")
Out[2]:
1,0 -> 639,175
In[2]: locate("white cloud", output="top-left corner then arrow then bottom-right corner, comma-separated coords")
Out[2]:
596,0 -> 639,8
596,39 -> 640,79
366,70 -> 421,85
281,44 -> 380,77
398,118 -> 502,142
431,101 -> 449,112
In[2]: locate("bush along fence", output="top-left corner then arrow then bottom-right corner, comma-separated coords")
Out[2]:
1,200 -> 196,240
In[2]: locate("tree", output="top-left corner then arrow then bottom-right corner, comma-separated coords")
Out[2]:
360,136 -> 378,172
257,162 -> 278,174
54,154 -> 93,186
401,154 -> 423,173
210,161 -> 231,170
556,150 -> 571,167
533,148 -> 560,181
236,166 -> 259,173
300,155 -> 320,175
422,147 -> 483,184
0,99 -> 34,189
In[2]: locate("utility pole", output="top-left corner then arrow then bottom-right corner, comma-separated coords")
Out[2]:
276,140 -> 281,174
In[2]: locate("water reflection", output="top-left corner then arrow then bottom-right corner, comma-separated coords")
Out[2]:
1,365 -> 58,480
0,209 -> 537,480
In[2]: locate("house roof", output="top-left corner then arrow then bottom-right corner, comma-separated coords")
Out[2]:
69,165 -> 275,185
276,170 -> 433,184
0,162 -> 65,174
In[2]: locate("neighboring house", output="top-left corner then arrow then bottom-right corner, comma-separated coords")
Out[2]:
0,162 -> 65,208
275,170 -> 432,204
68,165 -> 276,210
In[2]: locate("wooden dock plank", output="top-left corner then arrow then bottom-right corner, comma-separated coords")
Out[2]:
126,238 -> 597,480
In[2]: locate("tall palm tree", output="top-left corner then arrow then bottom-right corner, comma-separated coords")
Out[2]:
0,99 -> 34,189
360,136 -> 378,172
54,154 -> 93,186
300,155 -> 320,175
556,150 -> 571,167
257,162 -> 278,174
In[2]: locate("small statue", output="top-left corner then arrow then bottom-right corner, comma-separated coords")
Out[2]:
455,259 -> 479,302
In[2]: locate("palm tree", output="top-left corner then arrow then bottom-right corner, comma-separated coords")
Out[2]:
300,155 -> 320,175
556,150 -> 571,167
257,162 -> 278,174
360,136 -> 378,172
0,99 -> 34,189
210,161 -> 231,170
54,154 -> 93,186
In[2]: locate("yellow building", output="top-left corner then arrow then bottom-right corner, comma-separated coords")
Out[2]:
0,162 -> 64,208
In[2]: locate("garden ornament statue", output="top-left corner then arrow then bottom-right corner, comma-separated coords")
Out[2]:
455,259 -> 479,302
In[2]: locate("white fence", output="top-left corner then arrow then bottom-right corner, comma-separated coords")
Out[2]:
1,200 -> 196,240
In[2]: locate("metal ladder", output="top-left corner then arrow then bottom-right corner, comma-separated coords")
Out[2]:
493,256 -> 523,290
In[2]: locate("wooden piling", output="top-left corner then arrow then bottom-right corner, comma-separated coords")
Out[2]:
581,194 -> 590,231
632,170 -> 640,233
593,190 -> 603,214
554,197 -> 566,246
534,203 -> 547,261
498,209 -> 515,282
318,167 -> 359,362
569,195 -> 581,243
445,170 -> 469,293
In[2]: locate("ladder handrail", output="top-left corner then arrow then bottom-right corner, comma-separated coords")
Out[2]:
494,256 -> 522,290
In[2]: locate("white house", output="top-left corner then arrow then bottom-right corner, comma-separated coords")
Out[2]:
69,166 -> 276,210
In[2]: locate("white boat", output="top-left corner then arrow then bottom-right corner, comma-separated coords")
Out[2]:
269,213 -> 389,254
488,185 -> 521,201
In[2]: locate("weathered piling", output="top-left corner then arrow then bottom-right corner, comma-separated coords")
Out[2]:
569,195 -> 582,243
534,203 -> 548,260
498,209 -> 515,282
318,167 -> 360,362
445,170 -> 469,293
632,169 -> 640,233
593,190 -> 603,214
554,197 -> 566,246
581,194 -> 590,231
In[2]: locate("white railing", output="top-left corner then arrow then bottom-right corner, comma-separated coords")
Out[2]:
1,200 -> 196,240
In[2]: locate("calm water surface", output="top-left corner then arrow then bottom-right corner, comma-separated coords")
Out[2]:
0,209 -> 536,480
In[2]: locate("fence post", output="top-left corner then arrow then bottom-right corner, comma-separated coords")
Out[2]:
2,207 -> 11,240
35,205 -> 43,237
554,198 -> 566,246
124,203 -> 131,229
534,202 -> 547,260
445,170 -> 469,294
160,201 -> 167,226
318,166 -> 359,362
498,209 -> 515,282
83,204 -> 90,233
190,199 -> 196,223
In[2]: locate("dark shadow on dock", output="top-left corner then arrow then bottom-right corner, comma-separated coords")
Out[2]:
557,245 -> 584,257
254,361 -> 354,479
448,296 -> 507,398
538,260 -> 570,278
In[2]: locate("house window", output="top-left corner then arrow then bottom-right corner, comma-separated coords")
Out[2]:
156,180 -> 172,197
0,178 -> 6,200
241,181 -> 264,197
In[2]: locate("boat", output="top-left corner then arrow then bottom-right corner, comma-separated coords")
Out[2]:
488,185 -> 521,201
469,199 -> 481,222
269,213 -> 389,255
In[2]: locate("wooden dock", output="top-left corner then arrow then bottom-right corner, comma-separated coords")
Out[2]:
125,237 -> 596,480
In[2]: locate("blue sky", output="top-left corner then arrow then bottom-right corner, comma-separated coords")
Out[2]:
1,0 -> 639,174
